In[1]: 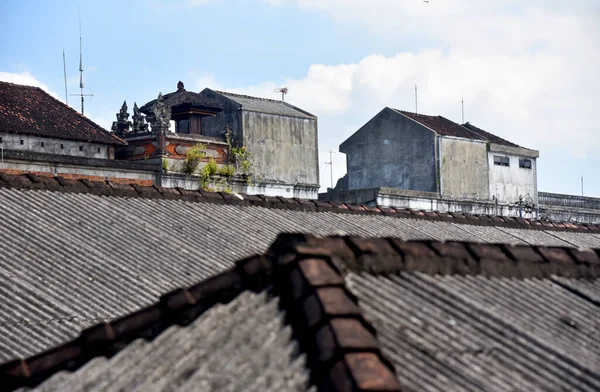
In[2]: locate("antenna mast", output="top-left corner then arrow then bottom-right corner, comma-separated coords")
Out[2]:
70,6 -> 93,115
324,149 -> 336,189
461,97 -> 464,123
274,87 -> 288,102
63,50 -> 68,105
415,84 -> 418,114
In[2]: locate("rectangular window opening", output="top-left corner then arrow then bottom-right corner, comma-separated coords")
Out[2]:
519,158 -> 532,169
41,142 -> 44,147
97,147 -> 101,153
79,146 -> 83,152
493,155 -> 509,167
20,140 -> 24,145
60,144 -> 64,150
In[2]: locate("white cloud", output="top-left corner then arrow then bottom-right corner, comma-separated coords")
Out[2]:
0,72 -> 59,99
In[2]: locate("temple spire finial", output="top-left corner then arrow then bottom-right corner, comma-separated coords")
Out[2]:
177,81 -> 185,92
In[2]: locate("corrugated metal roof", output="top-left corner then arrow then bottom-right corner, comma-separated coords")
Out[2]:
1,186 -> 600,363
215,91 -> 316,119
24,291 -> 312,392
347,272 -> 600,392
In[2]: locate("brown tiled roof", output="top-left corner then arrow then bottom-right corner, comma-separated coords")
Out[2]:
0,172 -> 598,233
2,233 -> 598,391
394,109 -> 483,140
462,121 -> 522,148
0,81 -> 125,145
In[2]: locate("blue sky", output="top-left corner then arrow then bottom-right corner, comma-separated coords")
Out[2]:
1,0 -> 599,197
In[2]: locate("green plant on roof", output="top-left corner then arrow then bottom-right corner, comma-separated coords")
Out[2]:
183,142 -> 207,175
162,157 -> 169,172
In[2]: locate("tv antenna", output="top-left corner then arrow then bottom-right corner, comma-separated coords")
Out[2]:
461,97 -> 464,123
324,149 -> 337,189
274,87 -> 288,102
70,6 -> 93,115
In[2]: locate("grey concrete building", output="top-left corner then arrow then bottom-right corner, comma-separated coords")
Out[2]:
325,107 -> 544,219
199,88 -> 320,198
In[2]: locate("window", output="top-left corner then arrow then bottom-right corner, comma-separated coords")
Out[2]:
97,147 -> 101,153
60,144 -> 64,150
20,140 -> 24,145
79,146 -> 83,152
0,137 -> 3,143
176,119 -> 189,134
519,158 -> 532,169
493,155 -> 509,167
41,142 -> 44,147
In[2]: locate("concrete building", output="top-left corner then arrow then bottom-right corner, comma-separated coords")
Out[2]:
199,88 -> 320,198
112,83 -> 320,198
334,107 -> 539,204
0,81 -> 159,185
324,107 -> 542,218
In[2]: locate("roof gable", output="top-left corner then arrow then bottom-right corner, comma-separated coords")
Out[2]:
0,81 -> 124,145
208,89 -> 316,119
462,121 -> 524,148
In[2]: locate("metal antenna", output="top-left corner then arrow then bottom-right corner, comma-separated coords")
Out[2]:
63,50 -> 68,105
324,149 -> 337,189
70,6 -> 93,115
415,84 -> 418,114
274,87 -> 288,102
461,97 -> 464,123
581,175 -> 584,196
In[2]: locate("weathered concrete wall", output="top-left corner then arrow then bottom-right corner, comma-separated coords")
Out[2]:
488,150 -> 537,204
0,150 -> 158,184
340,108 -> 436,192
161,173 -> 318,199
0,133 -> 110,159
199,90 -> 243,146
242,111 -> 319,185
439,137 -> 489,199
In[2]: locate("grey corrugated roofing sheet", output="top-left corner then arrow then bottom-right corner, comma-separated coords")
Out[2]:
2,187 -> 600,363
215,91 -> 316,119
347,272 -> 600,392
25,290 -> 312,392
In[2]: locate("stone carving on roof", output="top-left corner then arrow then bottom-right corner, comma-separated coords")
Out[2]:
111,101 -> 132,137
131,102 -> 149,134
149,93 -> 171,156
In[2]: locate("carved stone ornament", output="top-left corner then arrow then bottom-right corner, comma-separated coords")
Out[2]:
151,93 -> 171,131
131,102 -> 148,134
112,101 -> 131,137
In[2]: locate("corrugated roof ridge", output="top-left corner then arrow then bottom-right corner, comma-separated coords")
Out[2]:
0,172 -> 598,233
0,255 -> 272,390
2,234 -> 599,391
0,82 -> 125,146
214,90 -> 288,103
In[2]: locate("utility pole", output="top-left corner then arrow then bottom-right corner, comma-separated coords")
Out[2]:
324,149 -> 336,189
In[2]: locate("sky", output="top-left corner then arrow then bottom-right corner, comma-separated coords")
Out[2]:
1,0 -> 599,197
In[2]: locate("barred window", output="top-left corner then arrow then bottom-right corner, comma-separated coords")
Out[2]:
519,159 -> 532,169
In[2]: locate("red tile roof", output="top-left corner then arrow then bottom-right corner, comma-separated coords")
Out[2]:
462,121 -> 521,148
394,109 -> 482,140
0,81 -> 125,145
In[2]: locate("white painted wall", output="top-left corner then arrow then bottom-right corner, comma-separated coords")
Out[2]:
487,151 -> 537,204
0,133 -> 109,159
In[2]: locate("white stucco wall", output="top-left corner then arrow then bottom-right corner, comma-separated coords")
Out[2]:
0,133 -> 110,159
488,151 -> 537,204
